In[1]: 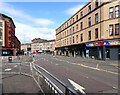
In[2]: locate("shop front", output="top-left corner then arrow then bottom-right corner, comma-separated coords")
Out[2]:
2,49 -> 14,56
56,43 -> 86,57
86,39 -> 120,60
103,40 -> 120,60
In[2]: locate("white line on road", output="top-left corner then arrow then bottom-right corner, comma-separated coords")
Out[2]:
4,68 -> 12,71
68,79 -> 86,94
13,65 -> 18,68
55,64 -> 59,66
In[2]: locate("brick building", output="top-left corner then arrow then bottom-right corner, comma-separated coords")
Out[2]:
0,13 -> 21,56
55,0 -> 120,60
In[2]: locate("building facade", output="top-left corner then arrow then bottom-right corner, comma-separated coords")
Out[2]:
55,0 -> 120,60
21,43 -> 31,54
0,13 -> 21,56
31,39 -> 55,54
32,38 -> 47,43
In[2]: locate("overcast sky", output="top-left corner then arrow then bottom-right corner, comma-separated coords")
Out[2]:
0,2 -> 87,44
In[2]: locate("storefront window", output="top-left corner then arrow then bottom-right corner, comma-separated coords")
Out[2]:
3,51 -> 8,54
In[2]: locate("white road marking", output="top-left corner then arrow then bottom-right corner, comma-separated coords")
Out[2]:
68,79 -> 86,94
113,87 -> 117,89
14,65 -> 18,68
55,64 -> 59,66
5,68 -> 12,71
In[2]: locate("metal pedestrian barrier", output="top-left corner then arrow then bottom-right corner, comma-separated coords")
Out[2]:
30,62 -> 78,95
0,55 -> 78,95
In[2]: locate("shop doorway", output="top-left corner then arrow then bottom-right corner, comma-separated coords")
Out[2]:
106,49 -> 110,58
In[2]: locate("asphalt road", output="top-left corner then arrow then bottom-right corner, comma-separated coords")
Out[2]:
33,54 -> 119,94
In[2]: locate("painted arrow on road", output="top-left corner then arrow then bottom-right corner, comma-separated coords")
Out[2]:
68,79 -> 86,94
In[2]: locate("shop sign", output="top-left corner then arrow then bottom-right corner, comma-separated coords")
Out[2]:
86,40 -> 120,47
103,40 -> 120,46
86,42 -> 103,47
86,43 -> 94,47
94,42 -> 103,46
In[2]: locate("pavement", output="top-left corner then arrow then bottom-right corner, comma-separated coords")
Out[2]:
2,74 -> 40,94
1,56 -> 41,95
33,54 -> 119,94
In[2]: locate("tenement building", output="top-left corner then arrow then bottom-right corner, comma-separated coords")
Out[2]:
31,39 -> 55,54
55,0 -> 120,60
0,13 -> 21,56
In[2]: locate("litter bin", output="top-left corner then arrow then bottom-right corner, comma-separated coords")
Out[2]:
8,57 -> 12,63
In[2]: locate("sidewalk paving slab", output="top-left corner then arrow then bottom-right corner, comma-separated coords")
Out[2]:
2,74 -> 41,94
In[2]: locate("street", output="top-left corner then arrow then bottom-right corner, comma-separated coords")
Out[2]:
33,54 -> 118,94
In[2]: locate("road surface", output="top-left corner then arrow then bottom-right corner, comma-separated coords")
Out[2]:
33,54 -> 118,94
